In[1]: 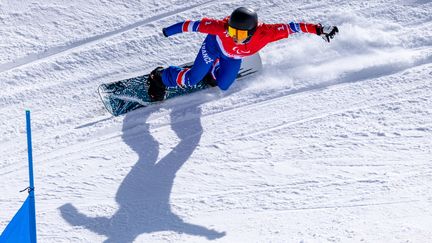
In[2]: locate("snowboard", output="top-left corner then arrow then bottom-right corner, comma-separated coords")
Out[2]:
98,53 -> 263,116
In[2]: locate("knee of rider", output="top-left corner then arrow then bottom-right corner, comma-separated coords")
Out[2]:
217,80 -> 233,91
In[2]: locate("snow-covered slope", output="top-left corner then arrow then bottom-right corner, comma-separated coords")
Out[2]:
1,0 -> 431,242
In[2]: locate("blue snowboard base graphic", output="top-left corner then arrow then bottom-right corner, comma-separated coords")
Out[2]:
98,54 -> 262,116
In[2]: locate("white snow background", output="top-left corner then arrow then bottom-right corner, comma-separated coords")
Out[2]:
1,0 -> 431,242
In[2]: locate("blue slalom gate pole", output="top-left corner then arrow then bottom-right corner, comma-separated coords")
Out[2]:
26,110 -> 37,243
0,111 -> 38,242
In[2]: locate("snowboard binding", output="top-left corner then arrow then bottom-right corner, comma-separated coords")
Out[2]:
147,67 -> 166,101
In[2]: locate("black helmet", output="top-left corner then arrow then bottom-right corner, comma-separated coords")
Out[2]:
228,7 -> 258,31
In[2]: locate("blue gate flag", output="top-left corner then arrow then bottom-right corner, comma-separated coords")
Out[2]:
0,111 -> 37,243
0,196 -> 35,243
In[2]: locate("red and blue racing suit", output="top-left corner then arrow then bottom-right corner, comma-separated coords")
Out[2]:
162,17 -> 319,90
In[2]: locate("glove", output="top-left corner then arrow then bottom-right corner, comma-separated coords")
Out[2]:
316,24 -> 339,42
162,28 -> 168,37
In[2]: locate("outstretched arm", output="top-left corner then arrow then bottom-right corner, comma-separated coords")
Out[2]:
162,18 -> 225,37
287,22 -> 319,35
266,22 -> 338,43
287,22 -> 339,42
162,20 -> 201,37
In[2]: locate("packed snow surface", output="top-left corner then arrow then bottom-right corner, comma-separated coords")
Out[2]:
1,0 -> 431,242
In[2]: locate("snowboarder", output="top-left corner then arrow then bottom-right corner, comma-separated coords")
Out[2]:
148,7 -> 339,101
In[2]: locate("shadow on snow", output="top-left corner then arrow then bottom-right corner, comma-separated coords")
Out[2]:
59,104 -> 225,242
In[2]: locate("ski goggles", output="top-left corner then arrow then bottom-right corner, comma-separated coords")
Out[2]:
227,26 -> 250,41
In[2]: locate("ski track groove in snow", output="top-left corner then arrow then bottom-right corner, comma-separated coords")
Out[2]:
1,65 -> 428,177
0,60 -> 430,173
231,91 -> 432,142
101,62 -> 429,139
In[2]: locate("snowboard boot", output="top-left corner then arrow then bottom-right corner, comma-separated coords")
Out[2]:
147,67 -> 166,101
203,72 -> 218,87
203,58 -> 220,87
